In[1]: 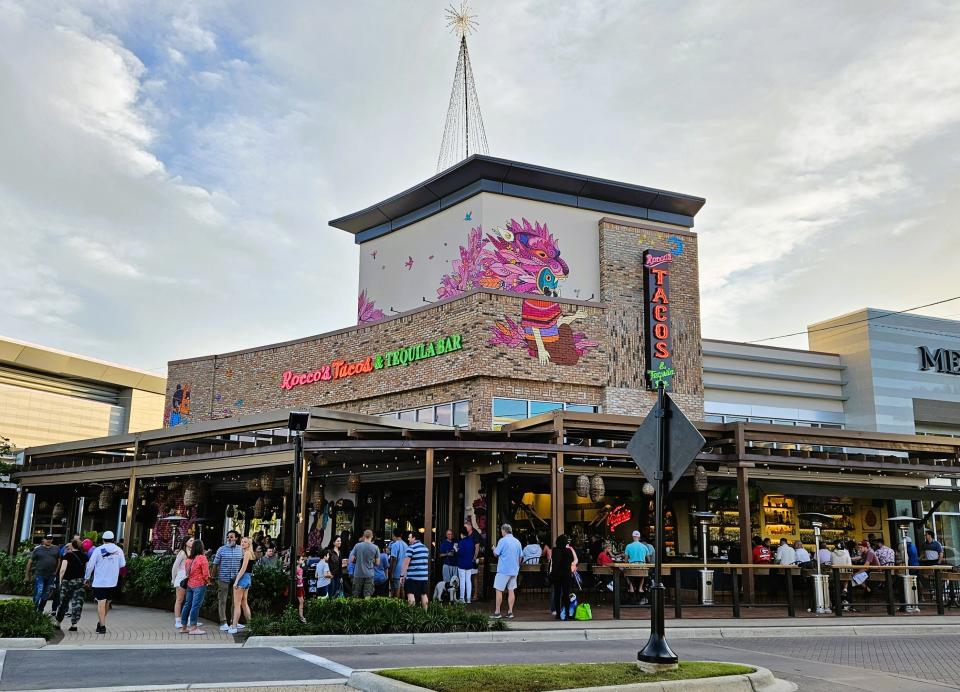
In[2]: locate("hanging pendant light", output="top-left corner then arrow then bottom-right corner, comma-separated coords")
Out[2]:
254,496 -> 265,519
259,469 -> 275,492
642,482 -> 655,497
576,474 -> 590,498
182,481 -> 199,507
589,474 -> 605,502
310,480 -> 325,507
52,502 -> 65,519
167,480 -> 181,491
315,455 -> 329,468
245,478 -> 261,492
99,485 -> 114,510
694,465 -> 708,493
88,500 -> 99,513
347,473 -> 361,493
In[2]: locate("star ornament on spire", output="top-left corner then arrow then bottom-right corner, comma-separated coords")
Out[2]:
445,2 -> 478,39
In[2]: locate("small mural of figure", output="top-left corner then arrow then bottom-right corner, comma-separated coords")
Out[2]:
167,384 -> 192,426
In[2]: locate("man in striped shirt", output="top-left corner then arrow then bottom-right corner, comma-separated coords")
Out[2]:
400,531 -> 430,610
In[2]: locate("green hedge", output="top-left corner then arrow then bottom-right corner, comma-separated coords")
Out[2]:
0,552 -> 32,596
248,598 -> 508,636
0,598 -> 56,640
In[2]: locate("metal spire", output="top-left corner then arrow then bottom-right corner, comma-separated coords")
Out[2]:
437,3 -> 489,173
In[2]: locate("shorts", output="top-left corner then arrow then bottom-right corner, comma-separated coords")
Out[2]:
391,577 -> 403,590
235,573 -> 252,590
92,586 -> 115,602
404,579 -> 427,599
494,573 -> 518,592
296,585 -> 305,599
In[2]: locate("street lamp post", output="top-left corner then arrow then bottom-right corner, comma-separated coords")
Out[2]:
799,512 -> 833,614
691,511 -> 716,605
287,411 -> 310,609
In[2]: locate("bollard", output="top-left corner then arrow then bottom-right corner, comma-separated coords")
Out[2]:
885,570 -> 895,616
833,570 -> 844,617
613,569 -> 621,620
785,567 -> 796,617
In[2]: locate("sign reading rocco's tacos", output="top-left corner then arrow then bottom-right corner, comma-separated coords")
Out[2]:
279,335 -> 463,391
643,249 -> 675,391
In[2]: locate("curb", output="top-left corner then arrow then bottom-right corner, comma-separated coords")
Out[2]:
0,637 -> 47,648
244,623 -> 960,648
346,665 -> 797,692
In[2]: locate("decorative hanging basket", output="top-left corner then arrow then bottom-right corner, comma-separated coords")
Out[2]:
314,455 -> 329,468
51,502 -> 65,519
282,477 -> 292,495
694,465 -> 708,493
182,481 -> 199,507
98,485 -> 114,510
576,474 -> 591,498
245,478 -> 261,492
347,473 -> 361,493
589,474 -> 605,503
37,500 -> 50,513
253,496 -> 265,519
642,482 -> 655,497
259,469 -> 275,493
87,500 -> 99,513
167,480 -> 181,491
310,480 -> 324,507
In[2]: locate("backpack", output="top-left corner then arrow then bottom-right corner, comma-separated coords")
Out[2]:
574,603 -> 593,621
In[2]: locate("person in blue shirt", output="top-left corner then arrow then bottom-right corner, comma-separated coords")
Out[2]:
400,532 -> 431,610
491,523 -> 523,619
373,541 -> 390,596
455,524 -> 479,604
437,529 -> 458,586
388,528 -> 408,597
624,530 -> 649,604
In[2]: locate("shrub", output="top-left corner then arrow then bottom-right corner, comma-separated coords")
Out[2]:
0,598 -> 56,640
124,554 -> 175,602
249,564 -> 289,615
247,598 -> 508,636
0,552 -> 32,596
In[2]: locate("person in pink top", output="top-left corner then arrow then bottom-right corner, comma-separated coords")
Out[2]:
180,540 -> 209,635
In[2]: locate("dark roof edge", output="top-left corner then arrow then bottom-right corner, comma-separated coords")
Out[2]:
329,155 -> 705,237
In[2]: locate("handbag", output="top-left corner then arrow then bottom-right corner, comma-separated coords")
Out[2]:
179,559 -> 192,589
574,603 -> 593,621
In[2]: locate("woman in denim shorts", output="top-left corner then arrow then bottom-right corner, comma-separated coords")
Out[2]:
229,537 -> 255,634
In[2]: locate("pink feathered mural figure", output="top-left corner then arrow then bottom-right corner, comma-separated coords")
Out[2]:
437,218 -> 597,365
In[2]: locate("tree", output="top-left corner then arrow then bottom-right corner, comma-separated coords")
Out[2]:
0,434 -> 15,477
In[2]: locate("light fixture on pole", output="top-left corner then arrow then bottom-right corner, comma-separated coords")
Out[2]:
799,512 -> 833,614
691,511 -> 716,605
287,410 -> 310,608
888,515 -> 921,613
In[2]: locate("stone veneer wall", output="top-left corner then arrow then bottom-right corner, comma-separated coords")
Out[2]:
598,218 -> 704,421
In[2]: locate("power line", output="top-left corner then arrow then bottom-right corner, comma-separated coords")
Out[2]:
747,296 -> 960,344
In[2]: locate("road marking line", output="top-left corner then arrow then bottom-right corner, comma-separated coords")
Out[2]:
0,649 -> 6,683
275,645 -> 355,677
0,680 -> 348,692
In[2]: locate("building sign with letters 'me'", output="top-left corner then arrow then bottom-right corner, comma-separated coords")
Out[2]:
918,346 -> 960,375
644,249 -> 676,390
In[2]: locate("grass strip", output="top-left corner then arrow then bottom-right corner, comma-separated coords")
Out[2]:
379,661 -> 753,691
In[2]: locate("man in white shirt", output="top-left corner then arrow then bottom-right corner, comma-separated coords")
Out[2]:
84,531 -> 126,635
793,541 -> 812,566
521,535 -> 542,564
775,538 -> 797,565
817,546 -> 832,565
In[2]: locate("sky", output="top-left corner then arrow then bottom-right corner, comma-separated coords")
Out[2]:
1,1 -> 959,374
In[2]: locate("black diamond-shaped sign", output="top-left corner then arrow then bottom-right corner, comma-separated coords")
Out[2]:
627,394 -> 706,494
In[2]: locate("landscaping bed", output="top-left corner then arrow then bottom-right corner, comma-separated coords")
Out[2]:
248,597 -> 507,636
378,662 -> 754,692
0,598 -> 56,640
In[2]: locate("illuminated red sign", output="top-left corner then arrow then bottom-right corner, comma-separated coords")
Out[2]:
606,504 -> 632,530
279,334 -> 462,391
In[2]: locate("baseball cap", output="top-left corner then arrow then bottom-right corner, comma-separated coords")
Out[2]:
632,530 -> 641,538
102,530 -> 115,541
43,534 -> 54,540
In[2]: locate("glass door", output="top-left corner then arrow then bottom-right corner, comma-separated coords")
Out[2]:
933,512 -> 960,566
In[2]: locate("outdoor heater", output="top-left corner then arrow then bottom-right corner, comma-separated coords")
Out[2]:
159,515 -> 187,553
691,511 -> 716,606
889,515 -> 922,613
799,512 -> 834,614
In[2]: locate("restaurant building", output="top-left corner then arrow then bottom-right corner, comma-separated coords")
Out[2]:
11,156 -> 960,585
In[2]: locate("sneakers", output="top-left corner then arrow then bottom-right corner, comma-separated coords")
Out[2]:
174,619 -> 182,629
299,615 -> 307,624
219,623 -> 230,632
68,626 -> 77,632
96,624 -> 106,634
228,627 -> 238,634
236,623 -> 246,630
490,612 -> 502,619
506,612 -> 514,619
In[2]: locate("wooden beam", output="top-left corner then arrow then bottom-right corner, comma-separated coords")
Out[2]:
737,465 -> 754,602
9,490 -> 23,553
297,448 -> 309,555
424,449 -> 435,555
124,467 -> 137,551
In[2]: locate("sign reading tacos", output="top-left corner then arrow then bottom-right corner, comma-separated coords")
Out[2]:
644,249 -> 675,390
279,335 -> 463,391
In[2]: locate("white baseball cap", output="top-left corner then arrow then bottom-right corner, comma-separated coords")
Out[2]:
102,530 -> 115,541
632,530 -> 641,538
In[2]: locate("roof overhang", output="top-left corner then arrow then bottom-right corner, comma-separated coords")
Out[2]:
329,155 -> 706,242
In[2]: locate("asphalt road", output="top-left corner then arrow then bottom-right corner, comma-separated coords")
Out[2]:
1,635 -> 958,691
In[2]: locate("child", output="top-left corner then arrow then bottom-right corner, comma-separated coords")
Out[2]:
296,556 -> 306,623
315,549 -> 332,598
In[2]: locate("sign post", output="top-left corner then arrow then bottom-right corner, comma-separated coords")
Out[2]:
627,383 -> 706,673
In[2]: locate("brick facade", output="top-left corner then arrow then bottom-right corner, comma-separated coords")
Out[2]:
167,216 -> 704,429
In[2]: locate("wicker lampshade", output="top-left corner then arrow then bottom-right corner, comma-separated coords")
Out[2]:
259,469 -> 275,492
87,500 -> 98,513
589,474 -> 605,503
52,502 -> 65,519
694,465 -> 708,493
245,478 -> 261,492
98,485 -> 114,509
314,455 -> 329,468
576,474 -> 590,498
253,495 -> 265,519
347,473 -> 361,493
167,480 -> 181,491
182,481 -> 199,507
310,480 -> 325,507
642,482 -> 655,496
37,500 -> 50,512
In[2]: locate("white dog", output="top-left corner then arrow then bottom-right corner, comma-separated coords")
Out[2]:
433,574 -> 460,603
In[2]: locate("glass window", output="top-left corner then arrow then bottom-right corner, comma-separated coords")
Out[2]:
703,414 -> 724,423
453,401 -> 469,427
435,404 -> 453,427
493,398 -> 527,418
417,407 -> 434,423
530,401 -> 562,416
399,410 -> 416,422
565,404 -> 598,413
